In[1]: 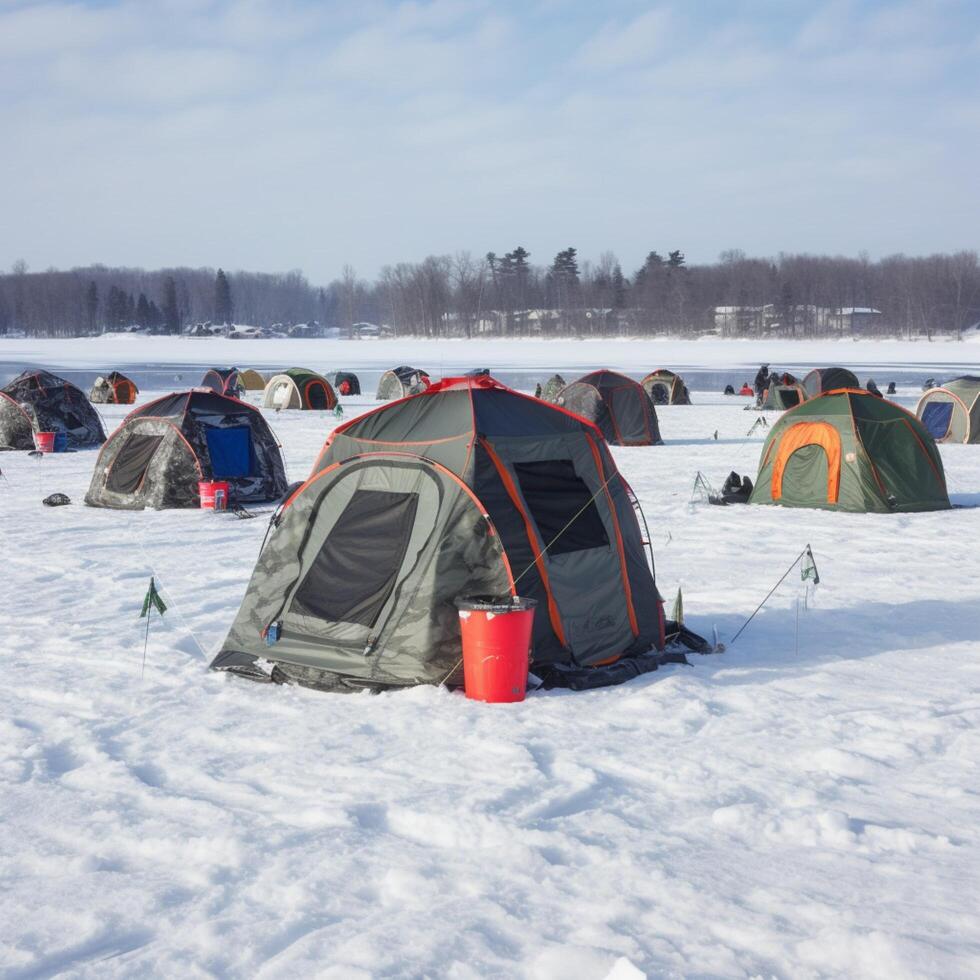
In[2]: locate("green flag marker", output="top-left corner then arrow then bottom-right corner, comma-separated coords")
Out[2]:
801,545 -> 820,584
140,577 -> 167,618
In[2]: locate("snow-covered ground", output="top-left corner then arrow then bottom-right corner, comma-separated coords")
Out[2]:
1,340 -> 979,978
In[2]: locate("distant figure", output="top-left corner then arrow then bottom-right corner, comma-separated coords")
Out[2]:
739,382 -> 754,396
534,383 -> 542,399
887,381 -> 897,395
754,364 -> 770,396
338,379 -> 351,396
866,379 -> 883,398
923,378 -> 937,391
724,384 -> 735,395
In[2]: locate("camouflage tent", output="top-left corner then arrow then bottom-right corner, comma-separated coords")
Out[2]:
539,374 -> 566,403
376,366 -> 430,400
238,369 -> 267,391
749,389 -> 949,513
86,389 -> 287,510
559,370 -> 663,445
759,382 -> 806,411
201,367 -> 241,395
802,367 -> 860,399
641,369 -> 692,405
212,375 -> 666,693
0,369 -> 106,450
262,369 -> 337,410
90,371 -> 138,405
915,376 -> 980,443
332,371 -> 361,396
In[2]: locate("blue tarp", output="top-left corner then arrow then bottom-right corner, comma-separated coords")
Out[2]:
205,425 -> 253,477
921,402 -> 953,440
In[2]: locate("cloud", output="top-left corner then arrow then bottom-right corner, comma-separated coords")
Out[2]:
577,7 -> 672,71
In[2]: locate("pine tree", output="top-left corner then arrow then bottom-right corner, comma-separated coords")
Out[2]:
135,292 -> 152,329
214,269 -> 233,325
611,265 -> 627,309
84,281 -> 98,333
162,276 -> 180,334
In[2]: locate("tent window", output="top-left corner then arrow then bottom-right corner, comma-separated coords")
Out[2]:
782,389 -> 801,408
106,433 -> 164,493
921,401 -> 953,439
291,490 -> 419,627
205,425 -> 254,478
513,459 -> 609,556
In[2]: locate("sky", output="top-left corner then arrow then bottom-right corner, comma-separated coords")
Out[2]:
1,0 -> 979,283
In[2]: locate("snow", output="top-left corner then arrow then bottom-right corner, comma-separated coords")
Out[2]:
1,339 -> 980,977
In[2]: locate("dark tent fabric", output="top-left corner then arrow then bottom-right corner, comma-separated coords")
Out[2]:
802,367 -> 860,399
331,371 -> 361,396
213,374 -> 666,694
201,367 -> 241,396
559,370 -> 663,445
0,369 -> 106,450
86,389 -> 287,510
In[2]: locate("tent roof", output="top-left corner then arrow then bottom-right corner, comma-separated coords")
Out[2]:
283,368 -> 330,385
127,389 -> 257,423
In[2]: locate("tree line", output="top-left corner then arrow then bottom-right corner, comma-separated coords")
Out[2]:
1,248 -> 978,338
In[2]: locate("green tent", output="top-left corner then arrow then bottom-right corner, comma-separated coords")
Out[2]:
757,382 -> 806,411
915,376 -> 980,443
802,366 -> 860,398
749,389 -> 950,513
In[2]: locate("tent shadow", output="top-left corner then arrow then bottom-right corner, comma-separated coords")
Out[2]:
681,597 -> 976,688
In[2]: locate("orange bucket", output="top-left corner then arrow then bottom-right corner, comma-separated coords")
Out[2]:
33,431 -> 56,453
455,596 -> 537,703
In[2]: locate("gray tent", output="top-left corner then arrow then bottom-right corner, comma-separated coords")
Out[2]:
376,366 -> 430,400
86,390 -> 287,509
560,370 -> 663,445
0,369 -> 106,450
212,375 -> 666,693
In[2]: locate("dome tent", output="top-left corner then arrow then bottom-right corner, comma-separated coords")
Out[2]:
331,371 -> 361,396
211,375 -> 666,693
376,366 -> 430,400
915,376 -> 980,443
759,381 -> 806,411
201,367 -> 241,395
90,371 -> 138,405
539,374 -> 566,403
262,369 -> 337,410
749,389 -> 949,513
802,367 -> 860,399
559,370 -> 662,445
237,369 -> 267,391
86,390 -> 287,510
0,369 -> 106,450
642,369 -> 692,405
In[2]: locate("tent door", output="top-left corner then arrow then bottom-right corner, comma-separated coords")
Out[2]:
772,421 -> 842,505
105,433 -> 165,494
205,425 -> 254,478
273,382 -> 292,409
921,401 -> 953,440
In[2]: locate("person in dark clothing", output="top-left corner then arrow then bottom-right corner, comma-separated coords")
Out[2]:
866,379 -> 883,398
887,381 -> 897,394
754,364 -> 770,396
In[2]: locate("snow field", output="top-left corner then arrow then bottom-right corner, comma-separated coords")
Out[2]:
1,343 -> 979,978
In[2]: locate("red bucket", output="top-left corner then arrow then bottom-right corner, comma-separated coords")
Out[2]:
455,596 -> 537,703
198,480 -> 230,510
33,431 -> 56,453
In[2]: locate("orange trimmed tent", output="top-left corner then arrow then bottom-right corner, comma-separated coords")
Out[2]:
749,389 -> 949,513
90,371 -> 138,404
262,368 -> 337,410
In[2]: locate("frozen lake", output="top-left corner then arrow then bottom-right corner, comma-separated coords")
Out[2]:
1,336 -> 979,977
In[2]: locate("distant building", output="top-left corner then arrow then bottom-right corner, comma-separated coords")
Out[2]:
714,304 -> 775,336
831,307 -> 883,334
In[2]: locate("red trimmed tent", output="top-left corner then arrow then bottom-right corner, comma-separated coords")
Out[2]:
559,370 -> 663,445
211,375 -> 666,692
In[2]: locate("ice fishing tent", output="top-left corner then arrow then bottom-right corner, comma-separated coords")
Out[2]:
641,369 -> 692,405
915,377 -> 980,443
760,382 -> 806,411
0,369 -> 106,450
238,369 -> 266,391
201,367 -> 241,395
559,370 -> 663,445
86,390 -> 287,510
749,389 -> 949,513
539,374 -> 566,403
376,366 -> 430,400
332,371 -> 361,396
211,374 -> 666,692
90,371 -> 138,405
802,367 -> 860,399
262,369 -> 337,410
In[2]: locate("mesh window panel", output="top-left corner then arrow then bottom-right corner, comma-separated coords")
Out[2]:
290,490 -> 420,627
921,401 -> 953,439
513,459 -> 609,556
106,434 -> 165,493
